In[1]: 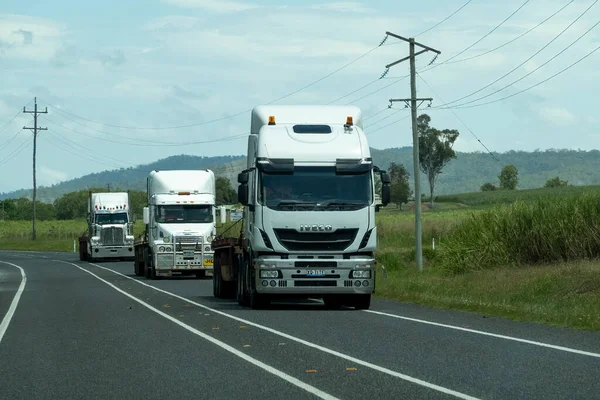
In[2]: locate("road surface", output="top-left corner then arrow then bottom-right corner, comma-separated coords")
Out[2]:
1,251 -> 599,399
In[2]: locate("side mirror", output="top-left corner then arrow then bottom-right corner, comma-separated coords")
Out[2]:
143,207 -> 150,225
238,184 -> 249,205
381,172 -> 391,185
381,185 -> 391,206
238,171 -> 249,184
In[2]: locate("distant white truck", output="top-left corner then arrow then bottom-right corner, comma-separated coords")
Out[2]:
78,191 -> 135,261
134,170 -> 217,280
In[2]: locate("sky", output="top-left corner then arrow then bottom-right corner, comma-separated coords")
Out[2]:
0,0 -> 599,193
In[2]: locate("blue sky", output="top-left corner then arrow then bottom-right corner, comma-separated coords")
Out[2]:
0,0 -> 599,192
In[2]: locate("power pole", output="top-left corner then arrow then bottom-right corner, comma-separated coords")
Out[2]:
384,32 -> 440,272
23,97 -> 48,241
107,183 -> 111,192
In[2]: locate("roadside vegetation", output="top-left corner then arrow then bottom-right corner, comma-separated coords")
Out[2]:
2,179 -> 599,331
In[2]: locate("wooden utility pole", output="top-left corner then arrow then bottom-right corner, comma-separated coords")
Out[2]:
23,97 -> 48,241
384,32 -> 440,272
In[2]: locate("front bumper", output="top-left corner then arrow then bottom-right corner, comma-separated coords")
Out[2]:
90,245 -> 134,259
155,251 -> 214,272
253,256 -> 375,295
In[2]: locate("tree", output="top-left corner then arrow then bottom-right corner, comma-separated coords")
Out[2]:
417,114 -> 459,207
480,182 -> 496,192
215,177 -> 236,205
544,176 -> 568,188
388,162 -> 412,208
498,164 -> 519,190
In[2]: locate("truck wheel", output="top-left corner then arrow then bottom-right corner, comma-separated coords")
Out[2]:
236,255 -> 250,306
213,257 -> 222,298
351,294 -> 371,310
250,292 -> 269,309
323,295 -> 343,309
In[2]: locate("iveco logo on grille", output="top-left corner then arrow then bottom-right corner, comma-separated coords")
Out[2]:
299,224 -> 333,232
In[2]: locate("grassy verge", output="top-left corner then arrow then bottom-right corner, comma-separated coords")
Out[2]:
374,195 -> 600,331
374,260 -> 600,331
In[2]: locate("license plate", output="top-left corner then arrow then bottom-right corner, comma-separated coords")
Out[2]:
307,270 -> 326,277
183,250 -> 194,258
203,259 -> 213,267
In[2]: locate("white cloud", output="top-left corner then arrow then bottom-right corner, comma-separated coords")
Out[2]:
160,0 -> 259,13
310,2 -> 374,13
39,165 -> 68,186
143,16 -> 201,31
538,106 -> 576,126
0,14 -> 65,61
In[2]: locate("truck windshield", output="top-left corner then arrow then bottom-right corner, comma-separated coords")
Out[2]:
156,205 -> 213,223
95,212 -> 129,225
259,166 -> 372,211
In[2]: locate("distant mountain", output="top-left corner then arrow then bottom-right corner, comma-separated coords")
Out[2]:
2,148 -> 600,203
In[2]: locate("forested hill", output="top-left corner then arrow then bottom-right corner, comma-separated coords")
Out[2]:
2,148 -> 600,203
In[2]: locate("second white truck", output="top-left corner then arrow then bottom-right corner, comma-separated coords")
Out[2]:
134,170 -> 217,279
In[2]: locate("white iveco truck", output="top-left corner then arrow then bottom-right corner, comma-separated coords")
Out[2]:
211,105 -> 391,309
78,191 -> 135,261
134,170 -> 217,280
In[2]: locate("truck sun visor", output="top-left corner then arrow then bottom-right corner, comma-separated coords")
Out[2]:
256,157 -> 294,172
335,158 -> 372,174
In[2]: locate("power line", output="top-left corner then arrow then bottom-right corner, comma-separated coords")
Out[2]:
43,114 -> 247,147
445,0 -> 575,64
432,0 -> 598,109
34,4 -> 477,132
427,0 -> 531,67
416,72 -> 502,165
0,125 -> 28,152
436,42 -> 600,109
372,0 -> 534,101
0,140 -> 31,168
415,0 -> 474,37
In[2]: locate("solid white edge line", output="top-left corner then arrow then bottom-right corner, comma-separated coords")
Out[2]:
81,261 -> 481,400
57,261 -> 338,400
363,310 -> 600,359
0,261 -> 27,344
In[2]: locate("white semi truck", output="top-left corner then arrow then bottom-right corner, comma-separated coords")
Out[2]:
211,105 -> 391,309
78,191 -> 135,261
134,170 -> 217,280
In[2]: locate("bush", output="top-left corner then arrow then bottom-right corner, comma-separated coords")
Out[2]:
439,192 -> 600,273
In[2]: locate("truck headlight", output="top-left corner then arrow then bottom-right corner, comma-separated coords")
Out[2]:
159,246 -> 165,252
260,270 -> 279,278
351,270 -> 371,279
163,237 -> 170,243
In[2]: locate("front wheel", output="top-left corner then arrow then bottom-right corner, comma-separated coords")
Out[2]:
350,294 -> 371,310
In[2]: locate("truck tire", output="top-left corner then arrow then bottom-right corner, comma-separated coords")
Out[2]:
350,294 -> 371,310
236,255 -> 250,306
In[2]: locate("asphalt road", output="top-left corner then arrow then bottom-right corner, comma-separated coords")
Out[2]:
1,251 -> 599,400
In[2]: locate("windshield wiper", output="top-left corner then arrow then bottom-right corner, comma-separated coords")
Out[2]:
319,200 -> 365,206
275,200 -> 317,206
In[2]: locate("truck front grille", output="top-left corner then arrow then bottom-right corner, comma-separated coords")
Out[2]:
100,226 -> 125,246
175,235 -> 202,251
273,229 -> 358,251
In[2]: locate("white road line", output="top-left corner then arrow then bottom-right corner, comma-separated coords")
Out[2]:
0,261 -> 27,345
57,261 -> 338,400
363,310 -> 600,359
78,261 -> 481,400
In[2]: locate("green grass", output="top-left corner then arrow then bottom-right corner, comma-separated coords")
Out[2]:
435,184 -> 600,207
372,193 -> 600,331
